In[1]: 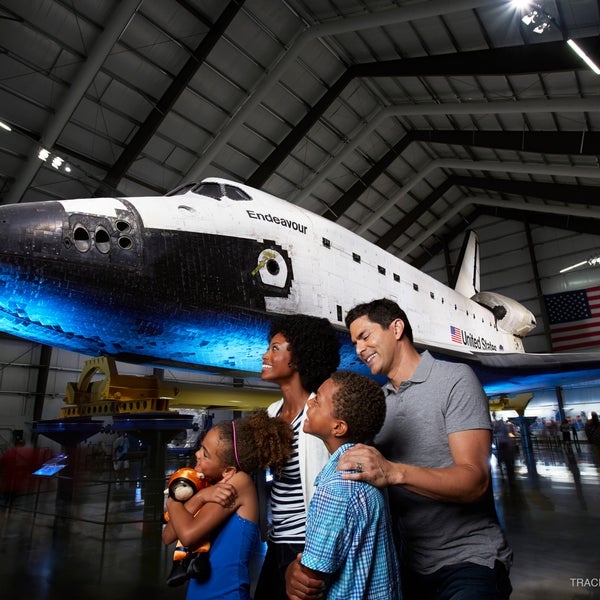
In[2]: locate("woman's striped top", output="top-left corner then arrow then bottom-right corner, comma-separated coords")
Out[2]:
269,410 -> 306,543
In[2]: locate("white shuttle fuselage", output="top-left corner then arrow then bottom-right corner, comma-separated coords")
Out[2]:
163,179 -> 532,356
0,177 -> 535,377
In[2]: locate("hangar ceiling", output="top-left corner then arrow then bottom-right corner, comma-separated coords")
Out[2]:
1,0 -> 599,271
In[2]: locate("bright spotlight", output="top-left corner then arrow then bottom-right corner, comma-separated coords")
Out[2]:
51,156 -> 64,170
521,10 -> 537,26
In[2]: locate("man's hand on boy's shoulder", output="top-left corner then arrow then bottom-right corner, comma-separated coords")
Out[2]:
285,553 -> 326,600
337,443 -> 395,487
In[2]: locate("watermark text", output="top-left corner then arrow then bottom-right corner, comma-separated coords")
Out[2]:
571,578 -> 600,588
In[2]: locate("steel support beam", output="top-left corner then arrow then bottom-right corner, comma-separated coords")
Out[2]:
96,0 -> 245,196
247,37 -> 596,188
3,0 -> 142,204
410,206 -> 599,269
294,96 -> 600,208
361,157 -> 600,235
376,174 -> 600,250
404,196 -> 600,264
184,0 -> 500,183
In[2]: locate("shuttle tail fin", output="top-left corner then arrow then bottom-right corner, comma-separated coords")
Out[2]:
451,230 -> 480,298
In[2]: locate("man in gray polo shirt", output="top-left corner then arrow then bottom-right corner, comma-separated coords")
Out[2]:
286,298 -> 512,600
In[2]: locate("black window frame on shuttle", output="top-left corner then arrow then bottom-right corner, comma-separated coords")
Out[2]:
166,182 -> 252,201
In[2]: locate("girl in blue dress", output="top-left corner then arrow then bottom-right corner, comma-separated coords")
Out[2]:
163,411 -> 293,600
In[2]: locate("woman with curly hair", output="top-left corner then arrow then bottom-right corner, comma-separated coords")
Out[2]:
254,314 -> 341,600
162,410 -> 293,600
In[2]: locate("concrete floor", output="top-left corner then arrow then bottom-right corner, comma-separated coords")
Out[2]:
1,439 -> 599,600
497,440 -> 600,600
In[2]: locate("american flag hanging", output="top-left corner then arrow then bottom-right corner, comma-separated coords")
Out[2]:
543,285 -> 600,351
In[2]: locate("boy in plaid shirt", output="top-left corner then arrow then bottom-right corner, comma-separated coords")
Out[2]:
286,370 -> 401,600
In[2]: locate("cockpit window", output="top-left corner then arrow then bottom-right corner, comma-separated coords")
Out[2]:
166,182 -> 253,201
224,185 -> 252,201
193,182 -> 223,199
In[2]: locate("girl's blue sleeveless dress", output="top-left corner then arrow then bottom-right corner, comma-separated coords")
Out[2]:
186,513 -> 260,600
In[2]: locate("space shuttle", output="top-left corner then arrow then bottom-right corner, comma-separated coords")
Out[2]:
0,177 -> 593,394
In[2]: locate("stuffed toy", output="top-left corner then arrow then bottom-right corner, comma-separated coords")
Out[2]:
164,467 -> 212,587
167,467 -> 206,502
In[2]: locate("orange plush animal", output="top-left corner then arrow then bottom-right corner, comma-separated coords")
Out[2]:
164,467 -> 212,587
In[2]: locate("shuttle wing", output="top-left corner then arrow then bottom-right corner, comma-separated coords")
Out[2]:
475,349 -> 600,369
469,348 -> 600,397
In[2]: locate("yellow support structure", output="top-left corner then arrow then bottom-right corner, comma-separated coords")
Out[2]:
62,357 -> 168,418
488,393 -> 533,416
61,357 -> 280,418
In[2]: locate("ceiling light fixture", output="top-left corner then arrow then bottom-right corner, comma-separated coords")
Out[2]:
566,39 -> 600,75
37,147 -> 71,172
514,1 -> 600,75
560,255 -> 600,273
0,120 -> 12,132
520,10 -> 537,27
518,2 -> 555,34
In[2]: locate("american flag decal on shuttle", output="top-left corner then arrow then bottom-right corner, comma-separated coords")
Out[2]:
450,326 -> 462,344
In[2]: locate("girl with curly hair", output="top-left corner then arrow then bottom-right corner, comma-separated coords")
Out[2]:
162,410 -> 293,600
254,314 -> 341,600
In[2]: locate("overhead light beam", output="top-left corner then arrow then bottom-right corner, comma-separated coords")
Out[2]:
567,39 -> 600,75
560,255 -> 600,273
560,260 -> 588,274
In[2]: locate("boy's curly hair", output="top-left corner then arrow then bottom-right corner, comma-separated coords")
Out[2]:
330,371 -> 386,444
268,314 -> 340,392
213,410 -> 293,475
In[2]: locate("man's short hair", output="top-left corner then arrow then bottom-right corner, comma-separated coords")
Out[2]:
345,298 -> 414,344
330,371 -> 386,444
